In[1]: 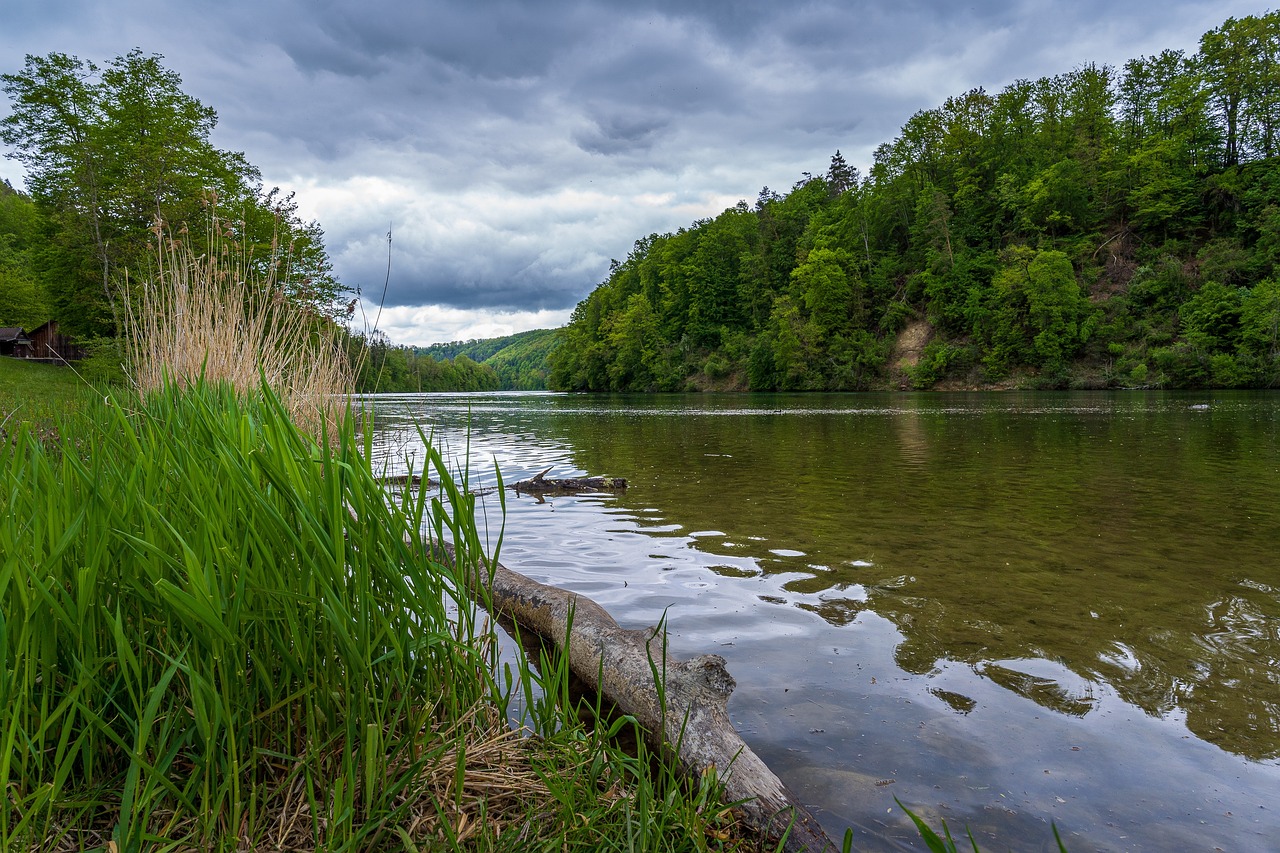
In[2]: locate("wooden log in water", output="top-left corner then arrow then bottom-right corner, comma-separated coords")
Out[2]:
438,541 -> 837,853
511,465 -> 627,495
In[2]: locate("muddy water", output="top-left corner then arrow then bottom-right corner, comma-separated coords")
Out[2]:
369,390 -> 1280,851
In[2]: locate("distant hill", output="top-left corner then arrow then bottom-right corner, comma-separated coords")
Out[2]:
418,328 -> 560,390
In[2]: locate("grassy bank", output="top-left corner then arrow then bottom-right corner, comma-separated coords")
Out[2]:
0,356 -> 94,436
0,382 -> 754,851
0,226 -> 760,850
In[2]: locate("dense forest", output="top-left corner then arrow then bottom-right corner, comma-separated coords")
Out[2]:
417,328 -> 559,390
548,13 -> 1280,392
0,49 -> 488,391
343,328 -> 559,393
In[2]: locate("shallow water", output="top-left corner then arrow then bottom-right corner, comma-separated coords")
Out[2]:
369,390 -> 1280,851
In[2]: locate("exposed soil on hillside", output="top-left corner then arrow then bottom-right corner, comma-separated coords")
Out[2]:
888,319 -> 933,388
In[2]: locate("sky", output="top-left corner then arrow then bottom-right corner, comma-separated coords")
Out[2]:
0,0 -> 1265,346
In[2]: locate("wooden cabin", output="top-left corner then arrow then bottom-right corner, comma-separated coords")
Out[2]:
26,321 -> 86,363
0,327 -> 32,358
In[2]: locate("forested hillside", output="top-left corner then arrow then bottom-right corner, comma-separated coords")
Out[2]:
346,331 -> 500,393
418,328 -> 559,389
549,13 -> 1280,392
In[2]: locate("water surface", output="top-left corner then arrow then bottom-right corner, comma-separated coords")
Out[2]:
369,391 -> 1280,851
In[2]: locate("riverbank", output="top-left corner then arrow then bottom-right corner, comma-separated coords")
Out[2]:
0,382 -> 766,851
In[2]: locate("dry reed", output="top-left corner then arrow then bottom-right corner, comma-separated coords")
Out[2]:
123,219 -> 352,434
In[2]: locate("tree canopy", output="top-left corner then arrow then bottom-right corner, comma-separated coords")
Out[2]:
1,49 -> 344,342
549,12 -> 1280,391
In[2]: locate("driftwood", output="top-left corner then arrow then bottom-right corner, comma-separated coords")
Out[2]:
511,466 -> 627,496
379,468 -> 625,498
378,473 -> 433,487
438,541 -> 837,852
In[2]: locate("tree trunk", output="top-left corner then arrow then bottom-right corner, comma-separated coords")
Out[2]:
438,541 -> 838,852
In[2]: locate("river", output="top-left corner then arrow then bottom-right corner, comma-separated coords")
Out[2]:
367,390 -> 1280,851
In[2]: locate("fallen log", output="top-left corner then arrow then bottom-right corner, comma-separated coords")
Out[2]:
377,473 -> 434,487
437,540 -> 837,852
511,466 -> 627,496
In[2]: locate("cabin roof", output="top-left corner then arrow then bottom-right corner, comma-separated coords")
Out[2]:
0,327 -> 30,343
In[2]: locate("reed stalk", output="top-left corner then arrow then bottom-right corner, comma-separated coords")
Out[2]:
121,217 -> 352,437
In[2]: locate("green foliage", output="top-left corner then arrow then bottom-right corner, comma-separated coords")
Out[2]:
347,330 -> 501,393
549,10 -> 1280,392
606,292 -> 661,390
907,340 -> 972,388
1,50 -> 344,344
793,247 -> 854,335
420,328 -> 561,390
0,382 -> 758,851
1239,278 -> 1280,384
0,183 -> 48,329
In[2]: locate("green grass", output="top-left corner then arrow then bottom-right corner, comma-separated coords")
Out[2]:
0,380 -> 757,852
0,357 -> 95,435
895,799 -> 1069,853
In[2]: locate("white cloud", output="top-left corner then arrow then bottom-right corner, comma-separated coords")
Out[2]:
353,301 -> 570,347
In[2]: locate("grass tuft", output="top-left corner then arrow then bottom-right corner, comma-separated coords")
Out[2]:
122,219 -> 353,438
0,382 -> 759,851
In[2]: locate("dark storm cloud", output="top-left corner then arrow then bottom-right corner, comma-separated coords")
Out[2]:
574,111 -> 669,156
0,0 -> 1263,341
291,1 -> 595,80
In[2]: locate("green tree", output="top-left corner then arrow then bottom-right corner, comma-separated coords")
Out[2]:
0,183 -> 47,328
791,247 -> 853,337
606,293 -> 661,390
1199,14 -> 1280,165
2,50 -> 341,338
981,248 -> 1092,376
1239,278 -> 1280,384
826,150 -> 857,195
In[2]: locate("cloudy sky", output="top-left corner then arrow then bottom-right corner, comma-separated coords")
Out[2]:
1,0 -> 1263,346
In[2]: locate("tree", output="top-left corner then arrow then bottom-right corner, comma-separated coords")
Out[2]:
1239,278 -> 1280,384
981,248 -> 1092,375
0,183 -> 47,328
792,246 -> 854,338
1199,14 -> 1280,165
2,50 -> 340,338
826,150 -> 857,195
606,293 -> 660,390
764,295 -> 809,390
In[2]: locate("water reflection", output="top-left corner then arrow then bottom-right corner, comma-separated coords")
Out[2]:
518,392 -> 1280,761
369,391 -> 1280,850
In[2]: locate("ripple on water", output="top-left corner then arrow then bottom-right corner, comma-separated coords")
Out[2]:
371,390 -> 1280,852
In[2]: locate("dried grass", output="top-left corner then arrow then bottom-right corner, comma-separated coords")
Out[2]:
33,707 -> 598,853
123,221 -> 352,436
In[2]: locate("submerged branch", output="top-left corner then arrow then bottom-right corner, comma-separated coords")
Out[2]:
511,466 -> 628,495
